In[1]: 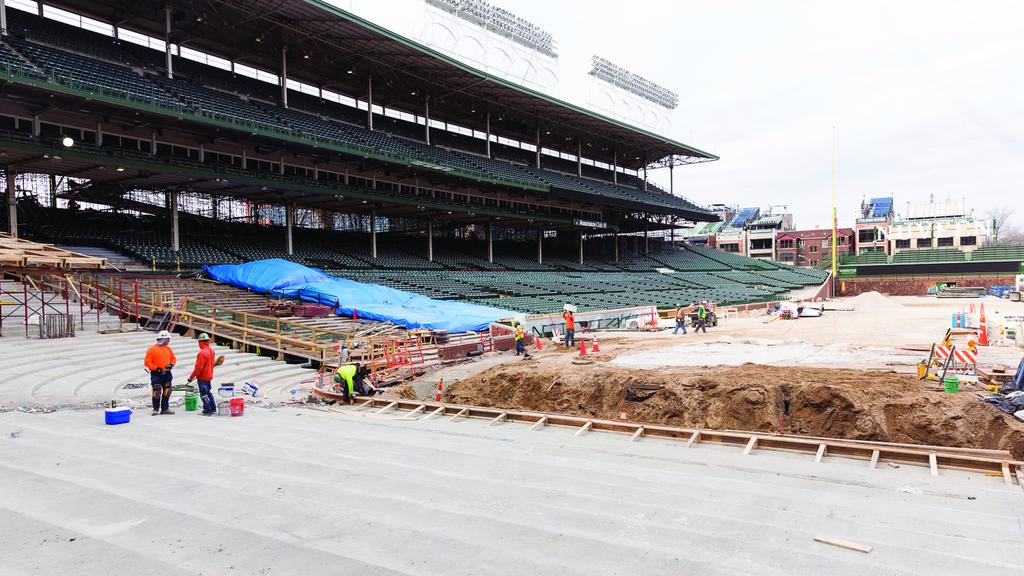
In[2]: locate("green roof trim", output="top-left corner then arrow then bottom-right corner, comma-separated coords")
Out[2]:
303,0 -> 719,162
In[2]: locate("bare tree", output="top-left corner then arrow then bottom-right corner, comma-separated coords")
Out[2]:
986,206 -> 1016,245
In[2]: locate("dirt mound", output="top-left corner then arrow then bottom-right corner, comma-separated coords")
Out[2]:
446,363 -> 1024,458
847,291 -> 904,310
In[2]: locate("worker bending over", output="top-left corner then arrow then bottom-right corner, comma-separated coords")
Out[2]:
186,333 -> 217,416
562,309 -> 576,348
144,330 -> 176,416
334,364 -> 374,403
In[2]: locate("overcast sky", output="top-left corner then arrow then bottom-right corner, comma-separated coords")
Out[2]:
345,0 -> 1023,230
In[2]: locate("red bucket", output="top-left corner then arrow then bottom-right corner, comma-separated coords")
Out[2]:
229,397 -> 245,417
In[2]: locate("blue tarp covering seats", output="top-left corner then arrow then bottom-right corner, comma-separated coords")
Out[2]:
203,259 -> 515,332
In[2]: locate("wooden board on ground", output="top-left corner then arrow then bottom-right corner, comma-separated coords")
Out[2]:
814,536 -> 873,553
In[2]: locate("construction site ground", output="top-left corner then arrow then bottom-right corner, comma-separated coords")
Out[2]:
394,293 -> 1024,458
2,406 -> 1022,575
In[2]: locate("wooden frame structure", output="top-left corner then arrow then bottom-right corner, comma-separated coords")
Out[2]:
326,397 -> 1024,483
0,233 -> 108,269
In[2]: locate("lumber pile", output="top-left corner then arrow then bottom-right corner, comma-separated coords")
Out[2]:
0,233 -> 107,269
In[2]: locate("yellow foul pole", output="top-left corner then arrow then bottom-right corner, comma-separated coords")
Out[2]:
831,126 -> 837,297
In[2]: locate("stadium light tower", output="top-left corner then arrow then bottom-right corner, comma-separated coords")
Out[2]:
589,56 -> 678,110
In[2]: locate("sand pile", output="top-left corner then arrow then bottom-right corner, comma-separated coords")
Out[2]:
847,291 -> 905,311
445,363 -> 1024,458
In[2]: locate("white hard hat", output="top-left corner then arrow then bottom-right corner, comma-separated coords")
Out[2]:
157,330 -> 171,340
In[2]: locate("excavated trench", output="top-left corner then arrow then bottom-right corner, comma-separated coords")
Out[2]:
443,363 -> 1024,458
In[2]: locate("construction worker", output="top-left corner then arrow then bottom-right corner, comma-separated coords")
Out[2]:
334,363 -> 358,403
513,320 -> 531,358
144,330 -> 176,415
695,300 -> 709,334
673,304 -> 687,335
186,333 -> 216,416
562,309 -> 576,348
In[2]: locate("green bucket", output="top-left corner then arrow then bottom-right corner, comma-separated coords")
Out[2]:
184,395 -> 199,411
942,376 -> 959,394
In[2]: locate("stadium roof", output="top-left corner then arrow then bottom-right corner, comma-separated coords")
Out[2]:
44,0 -> 718,171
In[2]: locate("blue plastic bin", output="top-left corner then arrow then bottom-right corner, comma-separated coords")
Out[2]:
104,407 -> 132,425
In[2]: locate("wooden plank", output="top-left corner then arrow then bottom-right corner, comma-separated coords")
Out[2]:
423,406 -> 444,420
743,436 -> 758,456
354,399 -> 374,411
686,431 -> 700,448
374,401 -> 398,415
1016,467 -> 1024,492
869,449 -> 880,469
814,536 -> 873,554
929,453 -> 939,477
630,426 -> 644,442
400,404 -> 426,420
815,443 -> 827,463
529,416 -> 548,431
574,421 -> 593,437
1002,462 -> 1013,486
488,412 -> 508,426
449,407 -> 469,422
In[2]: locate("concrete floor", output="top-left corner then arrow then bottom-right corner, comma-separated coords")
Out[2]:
1,406 -> 1021,575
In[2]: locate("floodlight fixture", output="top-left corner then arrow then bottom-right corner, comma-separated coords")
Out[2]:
589,56 -> 679,109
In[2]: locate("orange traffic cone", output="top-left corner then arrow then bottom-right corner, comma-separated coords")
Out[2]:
434,378 -> 444,402
579,340 -> 587,356
618,405 -> 628,420
534,335 -> 543,351
591,335 -> 600,353
979,304 -> 989,346
353,309 -> 358,320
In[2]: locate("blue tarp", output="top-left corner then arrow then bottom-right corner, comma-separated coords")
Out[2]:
203,259 -> 516,332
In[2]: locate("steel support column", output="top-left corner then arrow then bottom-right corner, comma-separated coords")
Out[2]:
577,138 -> 582,177
485,112 -> 491,157
643,155 -> 648,191
535,127 -> 541,168
164,1 -> 173,78
578,231 -> 584,265
613,232 -> 619,262
6,170 -> 16,238
285,204 -> 294,256
1,0 -> 8,36
487,221 -> 494,263
612,149 -> 618,185
48,173 -> 56,209
169,189 -> 179,252
536,229 -> 543,264
367,76 -> 373,131
424,96 -> 430,144
427,220 -> 433,262
370,209 -> 377,259
280,45 -> 288,108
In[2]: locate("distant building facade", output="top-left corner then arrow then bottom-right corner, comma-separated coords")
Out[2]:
888,199 -> 989,254
855,197 -> 893,255
776,228 -> 854,268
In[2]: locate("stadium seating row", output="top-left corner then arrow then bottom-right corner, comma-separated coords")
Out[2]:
0,12 -> 706,215
20,207 -> 823,314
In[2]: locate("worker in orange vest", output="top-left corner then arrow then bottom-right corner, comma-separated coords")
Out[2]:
186,333 -> 217,416
144,330 -> 177,416
562,309 -> 576,349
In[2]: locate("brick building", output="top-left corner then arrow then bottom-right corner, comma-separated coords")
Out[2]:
775,228 -> 854,268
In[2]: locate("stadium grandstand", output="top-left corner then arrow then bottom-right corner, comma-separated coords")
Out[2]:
0,0 -> 827,316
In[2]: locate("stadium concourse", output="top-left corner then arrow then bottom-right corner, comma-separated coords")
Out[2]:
2,2 -> 1022,576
